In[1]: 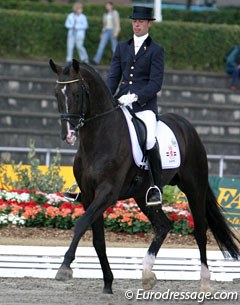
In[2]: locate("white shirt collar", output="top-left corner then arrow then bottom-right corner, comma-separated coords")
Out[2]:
133,33 -> 149,46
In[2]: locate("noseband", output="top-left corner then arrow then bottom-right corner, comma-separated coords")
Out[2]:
57,78 -> 119,131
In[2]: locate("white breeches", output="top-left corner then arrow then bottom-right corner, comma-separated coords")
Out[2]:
135,110 -> 157,150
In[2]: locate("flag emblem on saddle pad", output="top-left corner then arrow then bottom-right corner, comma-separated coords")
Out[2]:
166,145 -> 177,159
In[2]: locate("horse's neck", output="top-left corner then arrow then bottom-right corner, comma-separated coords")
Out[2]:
88,88 -> 115,116
83,67 -> 115,115
80,105 -> 123,148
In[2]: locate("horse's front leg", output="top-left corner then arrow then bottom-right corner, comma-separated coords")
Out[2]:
92,215 -> 113,294
55,210 -> 90,281
136,197 -> 171,290
55,184 -> 115,283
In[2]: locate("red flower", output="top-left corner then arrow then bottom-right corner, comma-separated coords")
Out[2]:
59,202 -> 75,211
42,203 -> 51,208
106,207 -> 114,213
169,213 -> 178,221
11,189 -> 32,194
19,200 -> 36,208
188,215 -> 195,228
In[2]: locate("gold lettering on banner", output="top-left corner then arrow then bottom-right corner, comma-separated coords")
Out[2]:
226,216 -> 240,226
175,188 -> 240,227
232,217 -> 240,225
218,188 -> 240,209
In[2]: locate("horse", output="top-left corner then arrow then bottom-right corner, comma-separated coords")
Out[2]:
49,59 -> 239,294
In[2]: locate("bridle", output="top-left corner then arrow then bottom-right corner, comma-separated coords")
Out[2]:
56,79 -> 80,84
56,77 -> 120,131
57,77 -> 87,130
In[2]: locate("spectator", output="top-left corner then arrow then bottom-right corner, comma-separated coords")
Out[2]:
91,2 -> 120,65
65,2 -> 89,64
225,45 -> 240,91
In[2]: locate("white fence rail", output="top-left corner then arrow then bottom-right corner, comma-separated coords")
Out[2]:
0,147 -> 240,177
0,246 -> 240,281
0,147 -> 76,168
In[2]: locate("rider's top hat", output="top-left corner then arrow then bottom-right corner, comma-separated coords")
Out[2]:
129,6 -> 156,20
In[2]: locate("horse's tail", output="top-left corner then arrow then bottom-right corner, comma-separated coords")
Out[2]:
206,184 -> 239,259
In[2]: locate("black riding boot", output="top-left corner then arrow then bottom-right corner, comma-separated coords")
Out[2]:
146,143 -> 163,205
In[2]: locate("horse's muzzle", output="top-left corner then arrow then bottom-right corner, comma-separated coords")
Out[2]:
66,129 -> 77,146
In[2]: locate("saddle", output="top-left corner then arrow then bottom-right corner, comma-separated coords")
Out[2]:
126,106 -> 147,155
121,107 -> 181,170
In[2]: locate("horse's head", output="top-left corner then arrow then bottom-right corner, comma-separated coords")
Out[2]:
49,59 -> 89,145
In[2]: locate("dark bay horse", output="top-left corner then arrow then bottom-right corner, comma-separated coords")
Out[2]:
49,59 -> 239,294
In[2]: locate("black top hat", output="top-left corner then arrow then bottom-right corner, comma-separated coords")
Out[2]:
129,6 -> 156,20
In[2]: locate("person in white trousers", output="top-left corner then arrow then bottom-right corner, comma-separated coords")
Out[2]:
65,2 -> 89,64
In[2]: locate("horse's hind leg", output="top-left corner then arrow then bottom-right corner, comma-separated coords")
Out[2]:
182,186 -> 210,291
135,197 -> 171,290
92,215 -> 114,294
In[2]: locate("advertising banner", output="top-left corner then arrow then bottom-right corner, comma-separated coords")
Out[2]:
209,176 -> 240,227
176,177 -> 240,227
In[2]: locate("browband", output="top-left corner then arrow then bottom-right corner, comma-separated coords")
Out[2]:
56,79 -> 80,84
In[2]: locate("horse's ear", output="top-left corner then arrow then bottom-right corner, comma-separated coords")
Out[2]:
72,59 -> 80,74
49,59 -> 62,75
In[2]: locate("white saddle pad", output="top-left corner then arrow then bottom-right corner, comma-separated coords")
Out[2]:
121,107 -> 181,170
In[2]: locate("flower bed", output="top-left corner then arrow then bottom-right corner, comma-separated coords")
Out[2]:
0,190 -> 194,235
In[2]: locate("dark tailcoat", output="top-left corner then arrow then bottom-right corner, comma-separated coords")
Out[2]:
107,35 -> 164,114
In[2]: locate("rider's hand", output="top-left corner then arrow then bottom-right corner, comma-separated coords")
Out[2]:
118,94 -> 138,106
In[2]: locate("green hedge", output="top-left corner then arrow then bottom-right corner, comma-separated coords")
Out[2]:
0,1 -> 131,18
0,1 -> 240,25
0,9 -> 240,71
153,21 -> 240,70
163,8 -> 240,25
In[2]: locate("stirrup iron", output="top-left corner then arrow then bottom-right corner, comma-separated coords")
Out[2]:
63,183 -> 80,202
145,185 -> 162,206
63,192 -> 80,202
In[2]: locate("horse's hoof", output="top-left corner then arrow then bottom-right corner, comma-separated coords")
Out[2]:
142,270 -> 157,290
102,285 -> 113,294
55,266 -> 73,281
200,278 -> 212,292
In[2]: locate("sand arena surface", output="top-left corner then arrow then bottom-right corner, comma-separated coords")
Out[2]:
0,227 -> 239,304
0,277 -> 239,305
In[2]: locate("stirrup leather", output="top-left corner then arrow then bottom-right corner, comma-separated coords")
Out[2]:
145,185 -> 162,206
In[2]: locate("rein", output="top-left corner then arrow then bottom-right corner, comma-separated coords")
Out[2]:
57,78 -> 120,130
61,105 -> 120,131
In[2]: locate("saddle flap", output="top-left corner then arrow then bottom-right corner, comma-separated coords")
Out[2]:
130,116 -> 147,153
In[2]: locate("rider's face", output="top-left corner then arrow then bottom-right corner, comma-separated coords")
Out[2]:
132,19 -> 153,37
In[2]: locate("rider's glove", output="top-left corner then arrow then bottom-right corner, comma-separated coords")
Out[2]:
118,93 -> 138,106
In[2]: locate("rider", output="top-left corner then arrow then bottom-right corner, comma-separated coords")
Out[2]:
63,6 -> 164,204
107,6 -> 164,204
